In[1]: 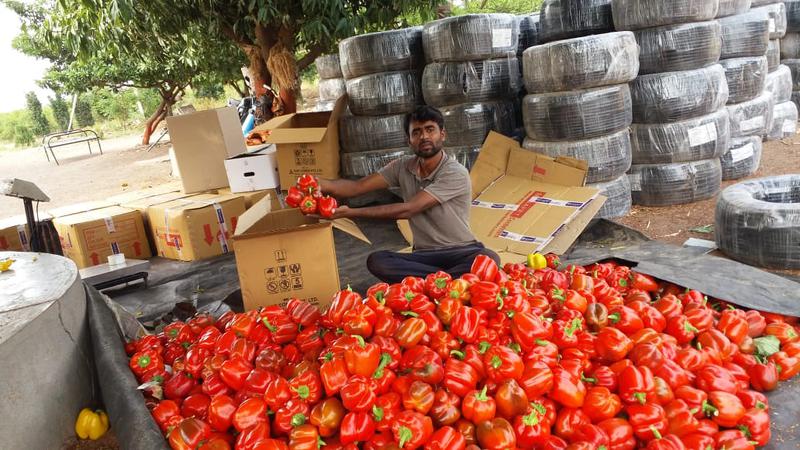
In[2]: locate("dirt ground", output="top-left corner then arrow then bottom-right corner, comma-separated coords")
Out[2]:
617,135 -> 800,247
0,135 -> 173,218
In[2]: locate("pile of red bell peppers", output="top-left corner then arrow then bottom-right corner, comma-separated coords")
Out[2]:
127,254 -> 800,450
285,174 -> 337,219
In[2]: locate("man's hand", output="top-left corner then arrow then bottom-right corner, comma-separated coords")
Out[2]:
305,205 -> 352,221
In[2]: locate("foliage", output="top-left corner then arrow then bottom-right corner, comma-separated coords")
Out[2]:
25,91 -> 50,136
453,0 -> 543,14
75,96 -> 95,127
49,92 -> 70,131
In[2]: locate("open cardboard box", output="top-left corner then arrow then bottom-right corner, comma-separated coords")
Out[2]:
233,195 -> 369,311
399,132 -> 606,264
253,96 -> 347,188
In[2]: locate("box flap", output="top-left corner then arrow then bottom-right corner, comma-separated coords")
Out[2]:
331,218 -> 371,244
542,195 -> 606,255
0,215 -> 28,229
506,150 -> 588,187
469,132 -> 514,199
235,201 -> 320,237
397,220 -> 413,246
265,127 -> 328,144
470,174 -> 601,256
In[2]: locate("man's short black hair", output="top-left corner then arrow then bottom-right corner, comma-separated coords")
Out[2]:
405,105 -> 445,137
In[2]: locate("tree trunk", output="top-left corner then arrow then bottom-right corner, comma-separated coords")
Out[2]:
280,89 -> 297,114
244,46 -> 270,97
141,87 -> 179,145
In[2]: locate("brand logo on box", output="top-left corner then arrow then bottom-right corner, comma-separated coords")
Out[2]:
294,148 -> 316,166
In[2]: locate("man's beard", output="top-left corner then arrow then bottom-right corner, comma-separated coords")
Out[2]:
414,140 -> 443,159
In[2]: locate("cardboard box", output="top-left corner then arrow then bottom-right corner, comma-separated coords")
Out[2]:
166,107 -> 245,194
48,201 -> 116,219
255,96 -> 346,188
469,132 -> 606,262
0,216 -> 30,252
147,193 -> 246,261
53,206 -> 152,268
233,196 -> 369,311
225,145 -> 280,192
121,191 -> 200,254
217,188 -> 283,211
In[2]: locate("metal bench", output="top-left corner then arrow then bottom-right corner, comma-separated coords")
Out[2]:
42,129 -> 103,165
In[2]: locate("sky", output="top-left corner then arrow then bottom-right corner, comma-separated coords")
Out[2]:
0,3 -> 51,113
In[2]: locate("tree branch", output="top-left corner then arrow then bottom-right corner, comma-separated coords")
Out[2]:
296,44 -> 325,73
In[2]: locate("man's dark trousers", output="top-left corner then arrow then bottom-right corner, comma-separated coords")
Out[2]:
367,243 -> 502,284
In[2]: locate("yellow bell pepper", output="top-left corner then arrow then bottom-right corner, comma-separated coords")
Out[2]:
0,258 -> 14,272
526,253 -> 547,270
75,408 -> 109,440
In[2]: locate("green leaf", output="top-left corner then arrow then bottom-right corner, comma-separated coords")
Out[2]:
690,224 -> 715,234
754,335 -> 781,358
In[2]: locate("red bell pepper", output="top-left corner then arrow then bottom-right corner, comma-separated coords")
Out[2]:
597,417 -> 637,450
318,195 -> 338,218
619,365 -> 656,405
152,399 -> 181,433
443,355 -> 479,397
694,364 -> 738,394
737,407 -> 770,446
129,348 -> 163,380
232,397 -> 268,432
394,317 -> 427,348
168,418 -> 212,450
234,422 -> 271,450
207,394 -> 237,432
714,429 -> 754,450
289,370 -> 323,404
164,370 -> 196,401
462,386 -> 496,423
392,410 -> 434,449
339,411 -> 375,445
264,376 -> 292,411
424,271 -> 452,300
286,298 -> 321,327
400,345 -> 444,385
289,424 -> 322,450
549,366 -> 586,408
626,403 -> 668,442
703,391 -> 745,428
272,399 -> 310,436
299,195 -> 317,214
483,344 -> 524,382
326,288 -> 363,328
340,375 -> 377,412
342,302 -> 377,337
310,397 -> 345,438
260,307 -> 298,345
429,388 -> 461,427
470,254 -> 499,281
402,380 -> 435,415
425,426 -> 466,450
476,417 -> 516,450
286,186 -> 305,208
344,335 -> 381,377
297,174 -> 319,193
582,386 -> 622,423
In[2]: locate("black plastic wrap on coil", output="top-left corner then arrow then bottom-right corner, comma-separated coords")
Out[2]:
719,11 -> 770,59
767,40 -> 781,72
445,146 -> 483,170
783,59 -> 800,90
538,0 -> 615,42
440,101 -> 516,147
630,109 -> 730,164
788,0 -> 800,32
715,174 -> 800,269
587,175 -> 632,219
338,28 -> 424,80
610,0 -> 719,31
767,100 -> 799,140
522,84 -> 632,141
727,91 -> 775,137
422,58 -> 522,107
629,64 -> 728,123
765,64 -> 793,103
628,159 -> 722,206
522,129 -> 632,183
315,54 -> 343,79
517,13 -> 542,55
635,21 -> 721,75
423,14 -> 520,63
716,0 -> 752,18
781,33 -> 800,59
341,148 -> 412,177
752,3 -> 788,39
346,71 -> 423,116
318,78 -> 346,102
522,32 -> 639,94
339,113 -> 409,154
720,135 -> 763,180
720,56 -> 768,105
